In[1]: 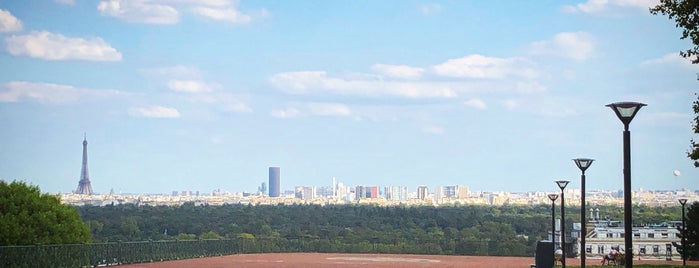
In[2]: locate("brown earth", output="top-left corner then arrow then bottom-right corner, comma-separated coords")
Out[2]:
118,253 -> 699,268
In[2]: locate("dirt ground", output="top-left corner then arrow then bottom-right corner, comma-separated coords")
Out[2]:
119,253 -> 699,268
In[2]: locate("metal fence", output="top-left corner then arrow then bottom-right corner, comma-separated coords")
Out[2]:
0,238 -> 516,267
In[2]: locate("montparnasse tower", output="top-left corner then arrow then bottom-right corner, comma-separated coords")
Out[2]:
76,134 -> 93,195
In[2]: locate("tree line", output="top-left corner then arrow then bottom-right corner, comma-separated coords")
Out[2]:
75,202 -> 684,257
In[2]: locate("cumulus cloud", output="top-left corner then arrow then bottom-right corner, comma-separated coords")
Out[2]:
0,81 -> 127,104
0,9 -> 23,32
269,71 -> 457,99
563,0 -> 659,14
5,31 -> 122,61
167,79 -> 215,93
271,103 -> 352,119
641,53 -> 697,67
98,0 -> 264,25
432,54 -> 540,79
98,0 -> 179,24
420,3 -> 442,15
307,102 -> 352,116
529,32 -> 595,61
464,98 -> 487,109
129,105 -> 180,118
191,6 -> 252,24
423,126 -> 444,135
55,0 -> 75,5
372,64 -> 424,80
271,107 -> 301,119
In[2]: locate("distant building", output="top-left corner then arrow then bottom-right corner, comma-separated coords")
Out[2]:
385,186 -> 408,201
75,134 -> 93,195
295,186 -> 316,200
366,186 -> 379,198
258,182 -> 267,195
269,167 -> 280,197
417,186 -> 428,200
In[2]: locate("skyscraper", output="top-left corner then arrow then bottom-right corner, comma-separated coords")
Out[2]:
269,167 -> 280,197
75,134 -> 93,195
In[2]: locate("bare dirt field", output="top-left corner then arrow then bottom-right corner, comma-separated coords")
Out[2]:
119,253 -> 699,268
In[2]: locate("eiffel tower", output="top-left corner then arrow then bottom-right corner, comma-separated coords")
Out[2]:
75,134 -> 93,195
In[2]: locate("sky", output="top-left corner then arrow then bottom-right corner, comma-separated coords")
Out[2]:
1,0 -> 698,195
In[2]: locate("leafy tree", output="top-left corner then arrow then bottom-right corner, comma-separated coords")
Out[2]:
0,180 -> 91,245
651,1 -> 699,166
678,202 -> 699,260
691,95 -> 699,167
651,1 -> 699,64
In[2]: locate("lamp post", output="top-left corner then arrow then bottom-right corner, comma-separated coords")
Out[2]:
606,101 -> 646,268
548,193 -> 559,265
555,180 -> 570,268
573,158 -> 594,268
679,198 -> 688,267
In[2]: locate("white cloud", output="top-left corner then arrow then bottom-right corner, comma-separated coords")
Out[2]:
563,0 -> 659,14
372,64 -> 424,80
500,99 -> 518,110
269,71 -> 457,99
423,126 -> 444,135
0,9 -> 23,33
5,31 -> 122,61
530,32 -> 595,61
271,107 -> 301,119
98,0 -> 179,24
129,105 -> 180,118
97,0 -> 264,25
420,3 -> 442,15
55,0 -> 75,5
432,54 -> 540,79
307,102 -> 352,116
271,103 -> 353,119
167,79 -> 214,93
641,53 -> 697,67
0,81 -> 127,104
191,6 -> 252,24
464,98 -> 487,109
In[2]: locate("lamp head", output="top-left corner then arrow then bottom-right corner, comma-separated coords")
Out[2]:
548,193 -> 559,201
606,101 -> 646,129
573,158 -> 594,172
555,180 -> 570,190
679,198 -> 688,206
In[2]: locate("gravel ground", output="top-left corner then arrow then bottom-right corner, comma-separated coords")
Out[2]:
117,253 -> 699,268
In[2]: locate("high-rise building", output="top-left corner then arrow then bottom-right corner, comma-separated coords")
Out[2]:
417,186 -> 428,200
75,134 -> 93,195
269,167 -> 280,197
385,186 -> 408,201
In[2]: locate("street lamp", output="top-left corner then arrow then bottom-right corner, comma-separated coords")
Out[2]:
679,198 -> 688,267
573,158 -> 594,268
607,101 -> 646,268
555,180 -> 570,268
548,193 -> 559,265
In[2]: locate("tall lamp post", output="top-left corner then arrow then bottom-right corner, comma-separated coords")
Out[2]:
548,193 -> 559,265
679,198 -> 688,267
573,158 -> 594,268
555,180 -> 570,268
606,101 -> 646,268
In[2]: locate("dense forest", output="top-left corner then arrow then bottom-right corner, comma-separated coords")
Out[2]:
77,203 -> 682,256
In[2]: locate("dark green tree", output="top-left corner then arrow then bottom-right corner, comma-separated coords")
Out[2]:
651,1 -> 699,167
0,180 -> 91,245
691,95 -> 699,167
677,202 -> 699,260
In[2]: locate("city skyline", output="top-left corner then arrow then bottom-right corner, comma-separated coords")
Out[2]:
1,1 -> 698,194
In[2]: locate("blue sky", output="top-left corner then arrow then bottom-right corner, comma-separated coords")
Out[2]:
1,0 -> 698,195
